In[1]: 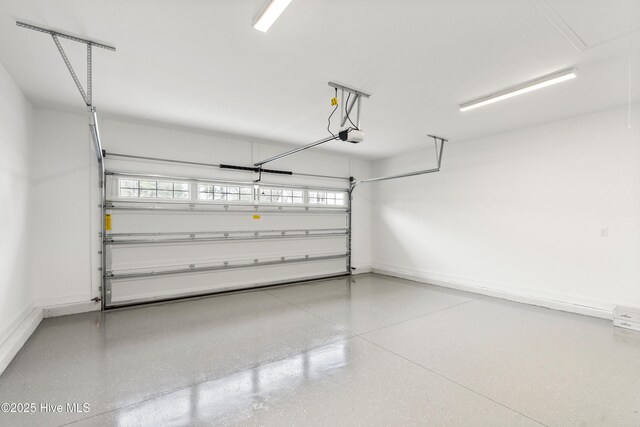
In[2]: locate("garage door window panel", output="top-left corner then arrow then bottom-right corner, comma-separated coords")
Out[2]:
308,191 -> 346,206
260,187 -> 304,204
198,184 -> 254,202
119,179 -> 190,200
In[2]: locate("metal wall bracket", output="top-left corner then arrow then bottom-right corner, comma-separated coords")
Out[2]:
104,279 -> 112,306
17,21 -> 116,107
351,135 -> 447,189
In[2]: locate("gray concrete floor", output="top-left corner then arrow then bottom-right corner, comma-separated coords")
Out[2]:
0,273 -> 639,426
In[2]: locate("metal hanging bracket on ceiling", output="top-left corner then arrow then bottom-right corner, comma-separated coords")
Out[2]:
351,135 -> 447,190
16,21 -> 116,107
252,82 -> 371,180
328,81 -> 370,129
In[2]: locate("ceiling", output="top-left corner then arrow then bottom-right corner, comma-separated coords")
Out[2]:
0,0 -> 638,159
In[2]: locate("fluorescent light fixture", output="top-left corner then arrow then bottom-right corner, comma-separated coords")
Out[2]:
459,68 -> 577,112
253,0 -> 293,32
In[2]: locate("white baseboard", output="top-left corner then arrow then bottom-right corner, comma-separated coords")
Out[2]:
0,306 -> 43,376
0,305 -> 33,347
35,292 -> 94,307
372,264 -> 615,320
42,301 -> 100,318
352,265 -> 372,274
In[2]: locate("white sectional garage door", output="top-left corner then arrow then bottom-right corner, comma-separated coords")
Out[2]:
103,171 -> 350,308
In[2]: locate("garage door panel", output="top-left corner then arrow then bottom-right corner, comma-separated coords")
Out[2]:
108,211 -> 348,234
108,258 -> 348,305
109,236 -> 348,270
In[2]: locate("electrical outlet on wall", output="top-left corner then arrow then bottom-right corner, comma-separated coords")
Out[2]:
600,227 -> 608,237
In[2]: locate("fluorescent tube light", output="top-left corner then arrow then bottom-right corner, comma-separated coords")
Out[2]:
253,0 -> 293,32
459,68 -> 577,112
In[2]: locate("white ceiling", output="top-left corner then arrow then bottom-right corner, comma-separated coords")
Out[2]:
0,0 -> 638,159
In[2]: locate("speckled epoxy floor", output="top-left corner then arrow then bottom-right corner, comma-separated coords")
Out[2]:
0,273 -> 639,426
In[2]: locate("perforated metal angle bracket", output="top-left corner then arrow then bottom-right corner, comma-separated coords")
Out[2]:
16,21 -> 116,106
328,81 -> 370,129
351,135 -> 447,189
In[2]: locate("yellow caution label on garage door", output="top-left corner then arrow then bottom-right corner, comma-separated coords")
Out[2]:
105,211 -> 112,232
252,214 -> 261,220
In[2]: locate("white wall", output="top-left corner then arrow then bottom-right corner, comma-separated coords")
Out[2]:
31,109 -> 372,306
0,60 -> 37,373
372,105 -> 640,317
31,110 -> 96,307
